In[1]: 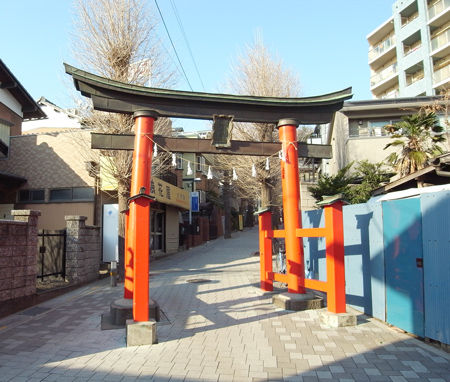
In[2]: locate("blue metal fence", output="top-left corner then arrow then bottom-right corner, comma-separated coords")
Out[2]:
302,201 -> 385,321
382,198 -> 424,337
302,190 -> 449,344
421,191 -> 450,345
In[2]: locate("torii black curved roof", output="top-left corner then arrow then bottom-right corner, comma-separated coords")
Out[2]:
65,63 -> 352,124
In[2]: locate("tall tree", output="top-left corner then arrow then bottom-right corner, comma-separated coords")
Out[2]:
384,111 -> 446,177
220,36 -> 302,211
72,0 -> 176,277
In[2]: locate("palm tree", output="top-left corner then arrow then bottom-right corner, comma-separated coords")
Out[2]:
384,111 -> 446,177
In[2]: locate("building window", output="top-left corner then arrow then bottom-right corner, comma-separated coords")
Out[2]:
150,210 -> 165,252
349,119 -> 400,138
400,1 -> 419,27
368,121 -> 389,136
0,120 -> 11,157
18,189 -> 45,203
403,31 -> 421,56
176,153 -> 183,170
73,187 -> 95,200
196,155 -> 205,172
49,187 -> 94,202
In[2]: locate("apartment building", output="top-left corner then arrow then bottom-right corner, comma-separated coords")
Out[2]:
368,0 -> 449,99
326,97 -> 450,176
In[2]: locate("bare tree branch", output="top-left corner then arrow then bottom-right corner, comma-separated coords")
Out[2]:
219,36 -> 302,209
71,0 -> 177,277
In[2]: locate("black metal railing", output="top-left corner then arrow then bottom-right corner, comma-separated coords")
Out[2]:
37,229 -> 66,279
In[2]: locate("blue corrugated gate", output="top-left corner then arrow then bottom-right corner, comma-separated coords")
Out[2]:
382,198 -> 424,337
421,191 -> 450,344
302,191 -> 449,343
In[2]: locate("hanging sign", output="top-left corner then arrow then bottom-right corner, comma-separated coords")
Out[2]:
190,191 -> 199,212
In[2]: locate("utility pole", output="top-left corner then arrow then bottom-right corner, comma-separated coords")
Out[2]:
223,170 -> 231,239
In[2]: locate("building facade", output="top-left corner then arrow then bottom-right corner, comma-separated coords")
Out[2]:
0,60 -> 46,219
368,0 -> 449,99
0,130 -> 99,227
327,97 -> 450,176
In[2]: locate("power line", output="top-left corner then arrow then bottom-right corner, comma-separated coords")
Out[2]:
169,0 -> 205,91
154,0 -> 193,91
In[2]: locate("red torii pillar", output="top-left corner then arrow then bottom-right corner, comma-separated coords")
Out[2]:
258,118 -> 348,315
278,118 -> 305,294
124,110 -> 157,322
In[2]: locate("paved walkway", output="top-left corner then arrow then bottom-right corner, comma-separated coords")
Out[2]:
0,228 -> 448,382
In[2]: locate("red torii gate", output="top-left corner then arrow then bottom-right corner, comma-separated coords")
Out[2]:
65,64 -> 353,333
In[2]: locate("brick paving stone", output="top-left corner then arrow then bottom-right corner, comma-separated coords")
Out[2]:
389,377 -> 408,382
316,370 -> 332,379
0,228 -> 448,382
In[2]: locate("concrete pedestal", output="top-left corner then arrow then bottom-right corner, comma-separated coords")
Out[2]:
319,308 -> 357,327
273,292 -> 323,311
126,319 -> 157,346
101,298 -> 160,330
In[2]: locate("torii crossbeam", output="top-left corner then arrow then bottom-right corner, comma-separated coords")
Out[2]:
65,64 -> 353,331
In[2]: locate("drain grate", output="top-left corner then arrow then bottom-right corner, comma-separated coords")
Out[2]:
186,278 -> 211,284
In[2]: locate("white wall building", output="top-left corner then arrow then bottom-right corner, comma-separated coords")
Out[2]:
22,97 -> 81,133
368,0 -> 449,99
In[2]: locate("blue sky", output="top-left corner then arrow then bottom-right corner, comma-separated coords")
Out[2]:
1,0 -> 394,129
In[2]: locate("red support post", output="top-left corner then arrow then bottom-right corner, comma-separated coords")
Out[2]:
278,119 -> 305,294
258,211 -> 273,291
124,209 -> 133,299
127,110 -> 157,322
324,201 -> 346,313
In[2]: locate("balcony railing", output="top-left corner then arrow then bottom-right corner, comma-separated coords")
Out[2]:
380,88 -> 400,99
370,62 -> 398,86
406,70 -> 424,86
433,63 -> 450,84
369,35 -> 396,61
404,41 -> 422,56
401,11 -> 419,27
428,0 -> 450,20
431,28 -> 450,51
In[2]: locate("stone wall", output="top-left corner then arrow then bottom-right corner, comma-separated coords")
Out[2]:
0,210 -> 40,302
65,216 -> 101,284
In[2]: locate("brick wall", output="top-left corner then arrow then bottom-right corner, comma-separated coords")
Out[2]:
0,130 -> 97,189
199,216 -> 209,242
65,216 -> 100,284
0,210 -> 40,302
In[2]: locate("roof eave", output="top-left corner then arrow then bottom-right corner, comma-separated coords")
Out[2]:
0,59 -> 46,120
